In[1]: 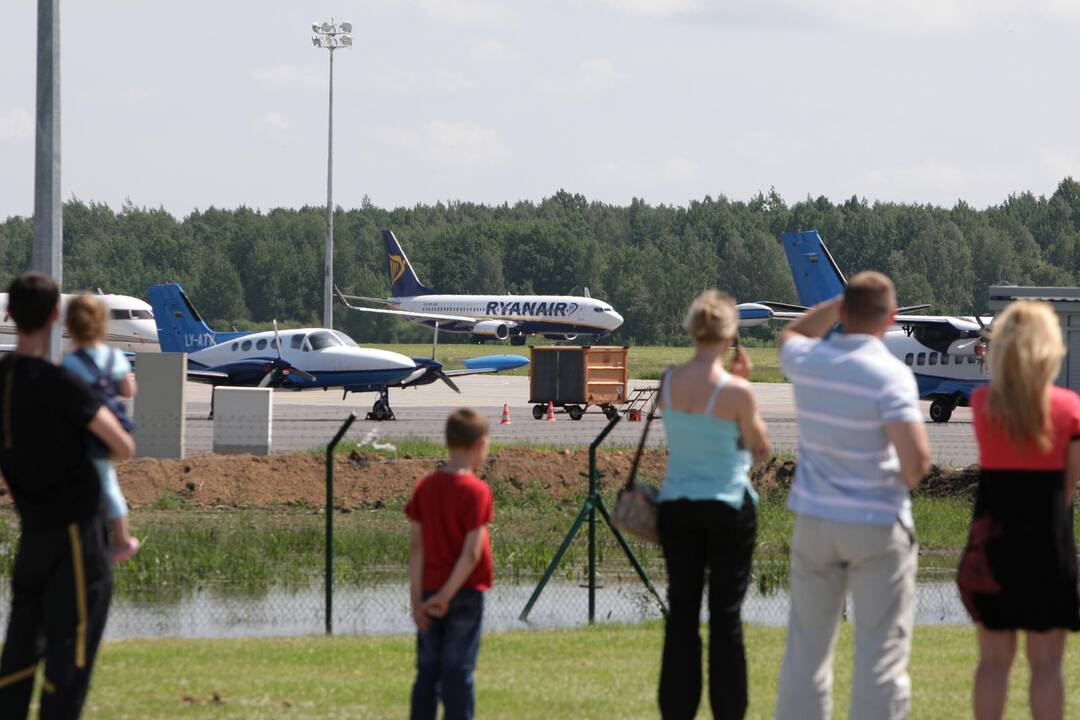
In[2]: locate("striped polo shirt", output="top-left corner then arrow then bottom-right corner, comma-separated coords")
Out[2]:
780,333 -> 923,528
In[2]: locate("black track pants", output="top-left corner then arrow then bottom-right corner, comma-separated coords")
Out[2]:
0,517 -> 113,719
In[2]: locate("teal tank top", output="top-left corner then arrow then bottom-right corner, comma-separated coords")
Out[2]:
658,369 -> 757,508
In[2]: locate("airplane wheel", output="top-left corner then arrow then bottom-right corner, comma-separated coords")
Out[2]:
511,335 -> 526,346
532,404 -> 546,420
929,399 -> 954,423
370,400 -> 391,422
568,405 -> 584,421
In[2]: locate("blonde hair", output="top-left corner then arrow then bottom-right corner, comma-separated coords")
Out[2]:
683,290 -> 738,343
986,300 -> 1065,453
65,294 -> 108,345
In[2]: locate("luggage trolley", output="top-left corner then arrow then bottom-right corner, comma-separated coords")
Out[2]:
528,345 -> 629,421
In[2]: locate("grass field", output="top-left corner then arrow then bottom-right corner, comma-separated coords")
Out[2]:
74,623 -> 1080,719
369,344 -> 785,382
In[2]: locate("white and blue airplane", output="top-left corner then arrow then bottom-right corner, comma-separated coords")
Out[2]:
737,230 -> 991,423
335,230 -> 624,345
148,283 -> 528,420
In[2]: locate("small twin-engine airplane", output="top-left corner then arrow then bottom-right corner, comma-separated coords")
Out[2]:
1,291 -> 159,353
737,230 -> 991,423
147,283 -> 527,420
335,230 -> 624,345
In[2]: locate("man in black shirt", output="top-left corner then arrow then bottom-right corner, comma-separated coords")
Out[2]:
0,272 -> 134,719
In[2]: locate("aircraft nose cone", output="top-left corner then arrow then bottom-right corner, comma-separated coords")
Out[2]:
610,311 -> 624,329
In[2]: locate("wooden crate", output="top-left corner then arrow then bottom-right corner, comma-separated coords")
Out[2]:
529,346 -> 629,409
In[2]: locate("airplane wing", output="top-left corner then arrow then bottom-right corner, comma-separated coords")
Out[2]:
335,287 -> 479,325
186,369 -> 232,384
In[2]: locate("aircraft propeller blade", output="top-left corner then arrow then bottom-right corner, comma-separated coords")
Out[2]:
436,371 -> 461,394
290,367 -> 317,383
257,372 -> 274,388
273,319 -> 283,360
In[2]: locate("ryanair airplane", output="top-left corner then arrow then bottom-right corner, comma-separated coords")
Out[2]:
336,230 -> 624,345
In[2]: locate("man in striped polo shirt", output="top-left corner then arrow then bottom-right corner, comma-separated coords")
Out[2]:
774,271 -> 930,720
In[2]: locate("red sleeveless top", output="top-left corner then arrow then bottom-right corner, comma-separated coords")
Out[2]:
972,385 -> 1080,471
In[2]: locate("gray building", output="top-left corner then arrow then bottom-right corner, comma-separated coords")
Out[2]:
988,285 -> 1080,392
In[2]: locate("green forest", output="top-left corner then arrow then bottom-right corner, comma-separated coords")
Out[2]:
2,179 -> 1080,345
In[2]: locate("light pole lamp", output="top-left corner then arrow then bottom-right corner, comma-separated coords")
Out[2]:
311,20 -> 352,330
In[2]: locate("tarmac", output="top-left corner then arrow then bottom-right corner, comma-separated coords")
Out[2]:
175,377 -> 979,467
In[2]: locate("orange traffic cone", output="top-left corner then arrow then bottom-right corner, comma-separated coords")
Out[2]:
545,401 -> 557,422
500,404 -> 512,425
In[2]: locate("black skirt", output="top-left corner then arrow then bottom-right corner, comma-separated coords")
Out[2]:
957,470 -> 1080,631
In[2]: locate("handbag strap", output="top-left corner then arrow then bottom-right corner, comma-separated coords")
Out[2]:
623,371 -> 664,491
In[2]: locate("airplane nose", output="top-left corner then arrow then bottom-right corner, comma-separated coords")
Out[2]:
610,311 -> 624,329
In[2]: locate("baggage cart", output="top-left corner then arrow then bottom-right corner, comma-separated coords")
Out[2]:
528,346 -> 629,421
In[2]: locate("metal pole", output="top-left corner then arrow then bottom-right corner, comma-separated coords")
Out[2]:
33,0 -> 62,362
323,49 -> 334,330
326,412 -> 356,635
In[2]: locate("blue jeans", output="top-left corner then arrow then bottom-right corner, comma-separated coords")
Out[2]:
410,587 -> 484,720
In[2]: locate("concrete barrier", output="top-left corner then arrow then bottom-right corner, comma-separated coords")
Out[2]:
134,352 -> 186,459
213,387 -> 272,455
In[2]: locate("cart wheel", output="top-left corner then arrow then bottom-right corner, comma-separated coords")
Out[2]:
568,405 -> 584,421
603,406 -> 619,420
532,404 -> 546,420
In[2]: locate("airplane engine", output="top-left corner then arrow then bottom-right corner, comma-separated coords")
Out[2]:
471,320 -> 512,341
736,303 -> 772,328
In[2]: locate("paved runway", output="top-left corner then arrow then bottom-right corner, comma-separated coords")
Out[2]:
175,377 -> 979,467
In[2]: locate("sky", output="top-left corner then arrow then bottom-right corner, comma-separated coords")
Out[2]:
1,0 -> 1079,219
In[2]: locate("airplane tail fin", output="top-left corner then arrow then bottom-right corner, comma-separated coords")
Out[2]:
383,230 -> 434,298
781,230 -> 847,306
147,283 -> 220,353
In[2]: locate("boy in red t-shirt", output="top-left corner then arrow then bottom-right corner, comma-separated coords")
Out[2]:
405,408 -> 494,720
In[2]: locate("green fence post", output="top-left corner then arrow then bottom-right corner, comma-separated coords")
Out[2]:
326,413 -> 356,636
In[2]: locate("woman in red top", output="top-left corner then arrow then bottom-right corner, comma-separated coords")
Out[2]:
958,300 -> 1080,720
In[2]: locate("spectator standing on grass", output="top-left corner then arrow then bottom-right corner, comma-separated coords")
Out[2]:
0,272 -> 134,719
405,408 -> 494,720
773,272 -> 930,720
656,290 -> 771,720
62,294 -> 140,564
957,300 -> 1080,720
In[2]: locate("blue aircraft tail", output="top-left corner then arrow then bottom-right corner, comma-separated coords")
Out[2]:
781,230 -> 847,307
148,283 -> 222,353
383,230 -> 434,298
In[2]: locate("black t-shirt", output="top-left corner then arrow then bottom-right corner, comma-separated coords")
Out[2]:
0,354 -> 103,531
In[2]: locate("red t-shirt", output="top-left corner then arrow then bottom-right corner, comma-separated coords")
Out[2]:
404,470 -> 494,592
972,385 -> 1080,470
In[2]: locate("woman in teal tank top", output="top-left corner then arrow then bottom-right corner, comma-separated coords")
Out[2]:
656,290 -> 770,720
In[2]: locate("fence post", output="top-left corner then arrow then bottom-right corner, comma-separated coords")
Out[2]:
325,413 -> 356,636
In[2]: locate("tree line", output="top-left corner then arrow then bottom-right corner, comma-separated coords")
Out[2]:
1,178 -> 1079,345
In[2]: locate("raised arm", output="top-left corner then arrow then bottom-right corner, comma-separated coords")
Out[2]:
87,406 -> 135,461
885,421 -> 931,489
780,296 -> 842,347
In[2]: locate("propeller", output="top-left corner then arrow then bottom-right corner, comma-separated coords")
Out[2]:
257,320 -> 317,387
436,371 -> 461,394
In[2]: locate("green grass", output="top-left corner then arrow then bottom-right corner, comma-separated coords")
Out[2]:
369,344 -> 785,382
71,623 -> 1080,718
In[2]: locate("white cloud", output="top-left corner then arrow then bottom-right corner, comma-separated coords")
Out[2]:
577,57 -> 624,91
114,88 -> 164,107
372,120 -> 510,171
862,160 -> 969,200
251,111 -> 294,142
0,107 -> 33,145
416,0 -> 518,27
251,64 -> 325,94
733,130 -> 804,166
363,67 -> 475,96
599,0 -> 704,17
1040,148 -> 1080,181
469,39 -> 517,63
587,155 -> 700,187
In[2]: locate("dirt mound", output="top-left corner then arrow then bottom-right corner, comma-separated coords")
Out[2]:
0,450 -> 980,511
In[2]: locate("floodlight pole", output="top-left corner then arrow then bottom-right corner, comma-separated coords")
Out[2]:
323,48 -> 334,330
34,0 -> 62,362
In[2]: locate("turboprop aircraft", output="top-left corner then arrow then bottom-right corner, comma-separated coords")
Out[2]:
335,230 -> 624,345
1,291 -> 159,353
737,230 -> 991,423
147,283 -> 528,420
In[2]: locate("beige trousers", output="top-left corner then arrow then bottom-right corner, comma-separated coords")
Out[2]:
774,514 -> 917,720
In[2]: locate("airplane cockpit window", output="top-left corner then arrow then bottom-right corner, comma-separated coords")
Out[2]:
916,353 -> 926,366
290,334 -> 304,350
332,331 -> 358,347
241,340 -> 252,351
255,339 -> 267,350
131,309 -> 153,319
110,309 -> 132,320
307,331 -> 342,351
904,353 -> 914,366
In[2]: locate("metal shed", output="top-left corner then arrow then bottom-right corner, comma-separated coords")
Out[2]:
988,285 -> 1080,392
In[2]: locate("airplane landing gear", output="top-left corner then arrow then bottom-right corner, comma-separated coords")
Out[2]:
368,389 -> 396,421
511,334 -> 527,346
929,398 -> 955,423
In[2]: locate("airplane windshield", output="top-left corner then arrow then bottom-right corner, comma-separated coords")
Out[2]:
132,309 -> 153,319
332,331 -> 358,347
307,331 -> 343,351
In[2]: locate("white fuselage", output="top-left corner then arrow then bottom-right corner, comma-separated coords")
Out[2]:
0,293 -> 159,352
391,294 -> 624,336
